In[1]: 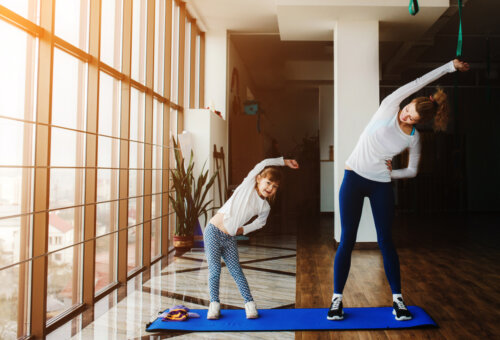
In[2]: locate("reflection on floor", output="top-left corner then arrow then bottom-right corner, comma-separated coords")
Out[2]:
48,234 -> 297,340
47,212 -> 500,339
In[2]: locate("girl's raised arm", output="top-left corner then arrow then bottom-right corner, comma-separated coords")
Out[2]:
242,157 -> 285,184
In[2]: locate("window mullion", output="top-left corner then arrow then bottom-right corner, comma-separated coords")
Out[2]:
30,0 -> 55,338
117,0 -> 133,284
177,2 -> 186,131
82,0 -> 101,307
143,0 -> 156,268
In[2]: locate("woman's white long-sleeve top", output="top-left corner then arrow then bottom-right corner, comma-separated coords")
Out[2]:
217,157 -> 285,236
345,61 -> 457,182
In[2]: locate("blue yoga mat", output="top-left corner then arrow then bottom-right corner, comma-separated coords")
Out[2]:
146,306 -> 436,332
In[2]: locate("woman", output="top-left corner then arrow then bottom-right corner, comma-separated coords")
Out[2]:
327,59 -> 470,321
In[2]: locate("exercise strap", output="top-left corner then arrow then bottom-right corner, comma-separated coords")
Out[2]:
453,0 -> 464,131
408,0 -> 419,16
456,0 -> 463,57
409,0 -> 463,56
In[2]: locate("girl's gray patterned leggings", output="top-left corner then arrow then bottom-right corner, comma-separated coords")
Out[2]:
203,223 -> 253,303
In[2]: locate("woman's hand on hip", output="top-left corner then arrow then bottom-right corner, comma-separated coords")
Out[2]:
453,59 -> 470,72
386,159 -> 392,171
284,159 -> 299,169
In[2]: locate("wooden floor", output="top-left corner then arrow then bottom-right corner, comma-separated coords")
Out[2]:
296,212 -> 500,340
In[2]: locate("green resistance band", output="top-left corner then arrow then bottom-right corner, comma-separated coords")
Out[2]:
409,0 -> 462,57
453,0 -> 464,131
409,0 -> 419,16
456,0 -> 463,57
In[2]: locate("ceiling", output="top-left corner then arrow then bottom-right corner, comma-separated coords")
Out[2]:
276,0 -> 449,41
187,0 -> 500,90
186,0 -> 279,33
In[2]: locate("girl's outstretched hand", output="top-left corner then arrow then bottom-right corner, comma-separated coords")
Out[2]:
453,59 -> 470,72
284,159 -> 299,169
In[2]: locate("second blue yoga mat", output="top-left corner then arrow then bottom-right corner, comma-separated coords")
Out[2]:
146,306 -> 436,332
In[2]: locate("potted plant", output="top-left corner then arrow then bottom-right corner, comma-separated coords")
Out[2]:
169,138 -> 218,255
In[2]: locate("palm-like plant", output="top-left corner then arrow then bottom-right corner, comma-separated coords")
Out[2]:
169,138 -> 218,237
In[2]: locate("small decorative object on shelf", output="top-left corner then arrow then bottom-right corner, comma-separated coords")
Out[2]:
243,100 -> 259,115
206,100 -> 223,118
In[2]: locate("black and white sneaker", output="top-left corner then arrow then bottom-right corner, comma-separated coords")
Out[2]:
327,297 -> 344,320
392,297 -> 412,321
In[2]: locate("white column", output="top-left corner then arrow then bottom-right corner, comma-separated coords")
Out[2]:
334,21 -> 379,243
204,30 -> 228,118
319,85 -> 334,212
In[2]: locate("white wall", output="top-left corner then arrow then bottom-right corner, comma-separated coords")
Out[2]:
205,30 -> 228,118
184,109 -> 228,223
320,162 -> 335,212
285,61 -> 333,81
319,85 -> 334,212
334,21 -> 379,243
210,110 -> 229,210
319,85 -> 334,161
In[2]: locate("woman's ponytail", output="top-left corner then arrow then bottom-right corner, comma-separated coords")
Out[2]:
431,88 -> 449,132
414,87 -> 450,132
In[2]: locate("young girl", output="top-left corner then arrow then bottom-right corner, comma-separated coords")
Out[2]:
204,157 -> 299,320
327,59 -> 470,321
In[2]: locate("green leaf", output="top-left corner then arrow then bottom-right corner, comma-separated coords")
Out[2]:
169,136 -> 221,236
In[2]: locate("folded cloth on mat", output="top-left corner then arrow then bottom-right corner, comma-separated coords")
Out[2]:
159,305 -> 200,321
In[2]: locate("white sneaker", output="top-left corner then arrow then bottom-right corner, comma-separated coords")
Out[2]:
245,301 -> 259,319
207,301 -> 220,320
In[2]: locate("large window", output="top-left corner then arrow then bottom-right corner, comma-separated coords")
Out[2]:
48,47 -> 87,321
0,0 -> 205,337
0,11 -> 37,338
151,100 -> 163,259
131,0 -> 147,84
100,0 -> 123,70
168,108 -> 178,250
0,0 -> 39,23
54,0 -> 89,51
95,71 -> 121,294
170,1 -> 180,104
128,87 -> 145,273
154,0 -> 166,95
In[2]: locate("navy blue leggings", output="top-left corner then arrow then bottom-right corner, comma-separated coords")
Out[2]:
334,170 -> 401,294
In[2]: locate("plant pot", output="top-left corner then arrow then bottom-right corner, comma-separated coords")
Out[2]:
173,235 -> 194,256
